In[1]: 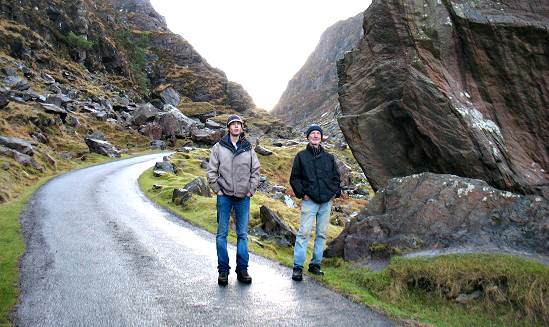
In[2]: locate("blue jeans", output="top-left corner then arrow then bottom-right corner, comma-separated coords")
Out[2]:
216,195 -> 250,273
293,199 -> 332,269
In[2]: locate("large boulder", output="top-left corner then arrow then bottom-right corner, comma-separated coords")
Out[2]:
159,87 -> 180,107
325,173 -> 549,261
172,188 -> 192,207
131,103 -> 159,126
190,126 -> 224,145
155,106 -> 196,138
84,137 -> 121,158
337,0 -> 549,197
154,156 -> 177,174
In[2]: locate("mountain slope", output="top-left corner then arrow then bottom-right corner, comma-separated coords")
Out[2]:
271,12 -> 363,139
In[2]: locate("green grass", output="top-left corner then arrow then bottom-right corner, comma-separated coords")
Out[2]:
0,178 -> 49,325
139,150 -> 549,327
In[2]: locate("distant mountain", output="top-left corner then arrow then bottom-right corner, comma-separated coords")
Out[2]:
271,12 -> 363,139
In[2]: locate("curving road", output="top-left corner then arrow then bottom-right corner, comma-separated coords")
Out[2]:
14,153 -> 393,327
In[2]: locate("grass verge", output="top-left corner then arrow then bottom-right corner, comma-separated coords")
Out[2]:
0,151 -> 156,326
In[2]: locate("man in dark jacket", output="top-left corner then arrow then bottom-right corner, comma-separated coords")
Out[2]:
289,124 -> 341,281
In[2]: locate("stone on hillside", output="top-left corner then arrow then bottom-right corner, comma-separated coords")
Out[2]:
84,137 -> 120,158
335,157 -> 352,187
131,103 -> 159,126
205,119 -> 222,129
46,94 -> 71,107
154,156 -> 177,174
190,126 -> 224,145
259,205 -> 297,246
255,144 -> 273,156
0,92 -> 8,109
183,177 -> 211,197
39,103 -> 68,121
153,170 -> 166,177
150,140 -> 166,149
455,291 -> 482,304
41,73 -> 56,84
271,185 -> 287,193
42,152 -> 57,168
337,0 -> 549,196
325,173 -> 549,261
0,146 -> 43,171
172,188 -> 192,206
66,115 -> 80,128
29,131 -> 48,144
141,122 -> 163,140
159,87 -> 180,107
87,131 -> 106,141
0,135 -> 34,155
155,106 -> 196,138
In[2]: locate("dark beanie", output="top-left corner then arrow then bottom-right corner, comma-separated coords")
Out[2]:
226,114 -> 244,127
305,124 -> 323,139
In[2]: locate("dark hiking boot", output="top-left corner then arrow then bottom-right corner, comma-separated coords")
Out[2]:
292,267 -> 303,281
236,270 -> 252,284
308,264 -> 324,276
218,272 -> 229,286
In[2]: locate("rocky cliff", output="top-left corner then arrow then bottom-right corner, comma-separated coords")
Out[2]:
337,0 -> 548,196
272,13 -> 363,139
0,0 -> 254,111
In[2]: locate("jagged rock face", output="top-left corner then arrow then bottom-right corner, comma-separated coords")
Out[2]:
325,173 -> 549,261
272,13 -> 363,139
337,0 -> 549,196
0,0 -> 254,111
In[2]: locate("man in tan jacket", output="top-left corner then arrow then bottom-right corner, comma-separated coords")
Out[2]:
207,114 -> 260,286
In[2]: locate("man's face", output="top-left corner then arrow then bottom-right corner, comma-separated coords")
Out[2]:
308,130 -> 321,146
229,122 -> 242,136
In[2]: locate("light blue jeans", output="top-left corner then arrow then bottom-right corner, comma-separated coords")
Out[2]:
293,199 -> 332,269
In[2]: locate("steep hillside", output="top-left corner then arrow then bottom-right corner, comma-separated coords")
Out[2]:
0,0 -> 254,110
271,13 -> 363,139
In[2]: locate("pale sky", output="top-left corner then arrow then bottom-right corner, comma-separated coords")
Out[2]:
149,0 -> 370,110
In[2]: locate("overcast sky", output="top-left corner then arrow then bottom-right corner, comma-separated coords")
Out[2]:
149,0 -> 370,110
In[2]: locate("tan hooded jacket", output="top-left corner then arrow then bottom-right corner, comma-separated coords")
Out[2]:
207,135 -> 260,198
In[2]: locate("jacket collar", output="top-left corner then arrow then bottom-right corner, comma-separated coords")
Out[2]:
219,134 -> 251,155
306,143 -> 323,157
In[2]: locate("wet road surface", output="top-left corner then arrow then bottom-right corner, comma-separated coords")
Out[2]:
15,154 -> 394,326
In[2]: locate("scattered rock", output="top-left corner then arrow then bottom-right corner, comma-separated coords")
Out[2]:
42,152 -> 57,168
1,162 -> 9,170
455,291 -> 482,304
155,106 -> 196,138
271,185 -> 287,193
153,170 -> 166,177
84,137 -> 121,158
131,103 -> 159,126
0,135 -> 34,155
183,177 -> 211,197
172,188 -> 192,206
154,156 -> 177,174
0,93 -> 9,109
150,140 -> 166,149
29,131 -> 48,144
335,157 -> 353,187
255,144 -> 273,156
153,184 -> 162,190
259,205 -> 297,246
190,126 -> 224,145
205,119 -> 222,129
159,87 -> 180,107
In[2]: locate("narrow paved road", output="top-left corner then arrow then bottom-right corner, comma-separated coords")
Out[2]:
15,154 -> 393,326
